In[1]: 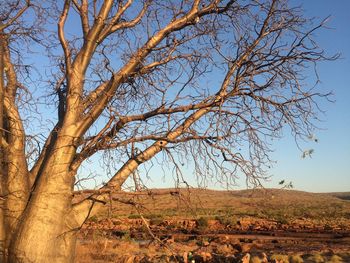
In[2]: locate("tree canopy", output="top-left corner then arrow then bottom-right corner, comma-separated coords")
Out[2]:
0,0 -> 335,262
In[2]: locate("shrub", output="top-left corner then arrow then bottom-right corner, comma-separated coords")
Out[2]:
307,254 -> 325,263
251,256 -> 262,263
121,232 -> 132,241
146,213 -> 164,219
196,237 -> 210,247
89,215 -> 99,223
328,255 -> 343,263
215,215 -> 237,227
277,217 -> 290,225
289,254 -> 304,263
128,214 -> 141,219
150,217 -> 163,226
112,230 -> 129,239
197,217 -> 209,229
270,254 -> 290,263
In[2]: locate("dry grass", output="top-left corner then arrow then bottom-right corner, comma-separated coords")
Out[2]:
75,188 -> 350,262
81,188 -> 350,222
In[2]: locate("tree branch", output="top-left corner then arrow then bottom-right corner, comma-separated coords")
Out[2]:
0,0 -> 31,31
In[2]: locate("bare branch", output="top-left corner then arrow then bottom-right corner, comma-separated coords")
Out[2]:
98,0 -> 149,42
72,0 -> 90,37
0,0 -> 31,31
58,0 -> 72,74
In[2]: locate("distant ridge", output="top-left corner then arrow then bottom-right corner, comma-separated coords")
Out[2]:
328,192 -> 350,201
90,188 -> 350,220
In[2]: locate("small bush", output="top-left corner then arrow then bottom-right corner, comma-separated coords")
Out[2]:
121,232 -> 132,241
270,254 -> 289,263
89,215 -> 99,222
146,213 -> 164,219
307,254 -> 325,263
215,215 -> 237,226
250,256 -> 262,263
112,220 -> 122,225
196,237 -> 210,247
328,255 -> 343,263
150,217 -> 163,226
197,217 -> 209,228
289,254 -> 304,263
278,217 -> 290,225
128,214 -> 141,219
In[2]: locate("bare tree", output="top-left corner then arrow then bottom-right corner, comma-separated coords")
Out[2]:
0,0 -> 335,262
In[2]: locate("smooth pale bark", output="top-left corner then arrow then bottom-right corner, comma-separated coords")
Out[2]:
3,99 -> 29,244
0,186 -> 5,262
0,179 -> 5,262
0,32 -> 6,262
1,36 -> 31,259
8,130 -> 77,262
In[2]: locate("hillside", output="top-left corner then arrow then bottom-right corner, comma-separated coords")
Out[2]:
76,188 -> 350,262
89,188 -> 350,222
328,192 -> 350,201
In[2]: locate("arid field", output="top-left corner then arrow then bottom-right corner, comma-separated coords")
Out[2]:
74,188 -> 350,262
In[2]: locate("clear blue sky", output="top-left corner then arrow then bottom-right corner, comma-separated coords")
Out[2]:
139,1 -> 350,193
264,1 -> 350,192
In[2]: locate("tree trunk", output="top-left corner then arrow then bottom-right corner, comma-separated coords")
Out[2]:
0,179 -> 6,263
7,132 -> 79,263
0,30 -> 7,263
8,190 -> 75,262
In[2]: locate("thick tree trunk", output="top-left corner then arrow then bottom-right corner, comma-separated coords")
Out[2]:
7,132 -> 78,263
0,30 -> 7,262
8,191 -> 75,262
0,182 -> 6,262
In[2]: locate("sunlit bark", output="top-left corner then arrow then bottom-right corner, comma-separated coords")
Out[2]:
0,29 -> 7,262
